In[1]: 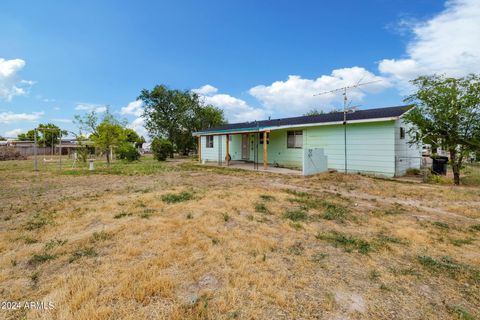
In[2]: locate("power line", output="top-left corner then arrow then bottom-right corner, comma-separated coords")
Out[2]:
313,79 -> 383,174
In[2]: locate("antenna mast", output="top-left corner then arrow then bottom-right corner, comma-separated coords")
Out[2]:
313,79 -> 382,174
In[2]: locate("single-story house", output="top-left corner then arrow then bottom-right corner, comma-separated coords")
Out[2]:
192,105 -> 422,177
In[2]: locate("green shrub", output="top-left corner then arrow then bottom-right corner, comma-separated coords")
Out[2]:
259,195 -> 275,201
284,210 -> 308,221
447,305 -> 476,320
116,143 -> 140,161
151,138 -> 174,161
29,253 -> 56,265
161,191 -> 193,203
316,231 -> 371,254
255,203 -> 268,213
470,224 -> 480,232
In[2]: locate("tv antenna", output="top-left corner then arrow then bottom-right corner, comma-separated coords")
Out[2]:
313,79 -> 382,174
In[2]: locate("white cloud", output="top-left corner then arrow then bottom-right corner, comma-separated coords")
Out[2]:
75,103 -> 107,113
192,84 -> 218,96
249,67 -> 390,116
4,128 -> 25,138
0,58 -> 34,101
194,85 -> 268,122
120,100 -> 143,117
0,111 -> 44,124
379,0 -> 480,87
128,117 -> 148,138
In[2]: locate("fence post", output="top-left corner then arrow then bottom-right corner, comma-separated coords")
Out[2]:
34,129 -> 38,171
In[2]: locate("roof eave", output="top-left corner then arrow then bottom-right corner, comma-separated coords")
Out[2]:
193,116 -> 400,136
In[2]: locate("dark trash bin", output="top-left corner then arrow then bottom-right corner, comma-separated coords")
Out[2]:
431,156 -> 448,175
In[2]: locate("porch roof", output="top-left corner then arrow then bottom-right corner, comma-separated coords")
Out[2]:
193,105 -> 412,136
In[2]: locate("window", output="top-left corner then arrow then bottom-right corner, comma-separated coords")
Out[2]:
400,127 -> 405,139
259,132 -> 269,144
206,136 -> 214,148
287,131 -> 303,148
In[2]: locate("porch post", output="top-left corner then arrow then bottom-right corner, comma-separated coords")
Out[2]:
198,136 -> 201,162
226,134 -> 230,166
263,131 -> 268,170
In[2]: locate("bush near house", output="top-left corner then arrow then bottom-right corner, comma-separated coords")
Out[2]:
116,143 -> 140,162
151,138 -> 174,161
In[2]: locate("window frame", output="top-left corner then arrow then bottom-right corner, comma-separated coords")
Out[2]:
287,130 -> 303,149
206,135 -> 214,148
400,127 -> 406,140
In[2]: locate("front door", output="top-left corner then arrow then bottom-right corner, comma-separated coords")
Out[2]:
241,134 -> 249,160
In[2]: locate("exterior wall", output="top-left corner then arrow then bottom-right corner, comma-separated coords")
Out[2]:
229,134 -> 243,160
246,129 -> 304,168
304,121 -> 396,176
200,135 -> 226,162
199,119 -> 410,177
200,134 -> 243,162
394,119 -> 422,176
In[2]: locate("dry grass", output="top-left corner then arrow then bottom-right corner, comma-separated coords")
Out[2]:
0,157 -> 479,319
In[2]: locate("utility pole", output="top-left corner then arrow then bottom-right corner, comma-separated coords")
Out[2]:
314,79 -> 382,174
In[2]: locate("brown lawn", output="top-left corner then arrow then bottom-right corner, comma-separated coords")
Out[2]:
0,157 -> 479,319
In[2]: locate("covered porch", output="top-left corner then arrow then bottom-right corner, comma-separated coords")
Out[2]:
194,127 -> 309,173
194,125 -> 327,176
200,159 -> 302,175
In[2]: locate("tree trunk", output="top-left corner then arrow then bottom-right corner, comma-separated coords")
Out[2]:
449,149 -> 460,185
106,149 -> 111,166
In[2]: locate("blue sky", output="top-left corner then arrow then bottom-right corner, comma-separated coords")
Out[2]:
1,0 -> 479,138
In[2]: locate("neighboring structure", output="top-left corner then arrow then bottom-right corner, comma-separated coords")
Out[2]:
1,139 -> 81,157
193,105 -> 422,177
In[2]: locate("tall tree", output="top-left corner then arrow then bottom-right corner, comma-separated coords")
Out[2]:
140,85 -> 226,155
17,124 -> 66,147
75,110 -> 132,165
17,130 -> 40,142
37,123 -> 67,147
403,74 -> 480,185
91,120 -> 125,165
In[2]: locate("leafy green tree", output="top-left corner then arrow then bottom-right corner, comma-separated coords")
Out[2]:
0,136 -> 6,141
139,85 -> 226,156
37,123 -> 67,147
116,143 -> 140,161
75,110 -> 136,165
403,74 -> 480,185
17,124 -> 66,147
90,120 -> 125,165
17,130 -> 39,142
151,138 -> 174,161
74,111 -> 100,136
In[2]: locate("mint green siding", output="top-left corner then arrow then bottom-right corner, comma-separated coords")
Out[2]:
199,119 -> 420,177
229,134 -> 243,160
241,130 -> 303,168
200,135 -> 226,162
304,121 -> 396,176
200,134 -> 242,162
